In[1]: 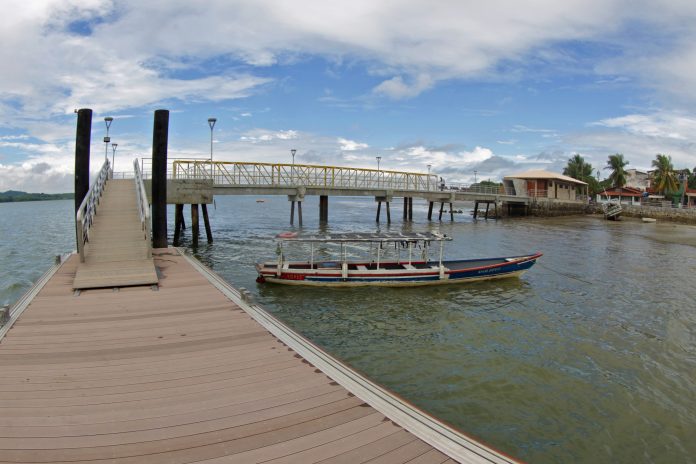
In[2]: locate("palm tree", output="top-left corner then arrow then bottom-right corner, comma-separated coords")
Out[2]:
563,154 -> 598,194
605,153 -> 629,188
563,154 -> 593,181
651,154 -> 679,194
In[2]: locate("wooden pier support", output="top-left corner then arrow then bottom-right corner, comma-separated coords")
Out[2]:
74,108 -> 92,218
319,195 -> 328,222
376,201 -> 381,222
298,201 -> 303,226
403,197 -> 408,220
191,204 -> 200,247
450,203 -> 454,221
386,201 -> 391,223
173,204 -> 183,246
409,197 -> 413,220
151,109 -> 169,249
376,200 -> 391,223
201,204 -> 213,244
438,202 -> 444,220
428,201 -> 434,221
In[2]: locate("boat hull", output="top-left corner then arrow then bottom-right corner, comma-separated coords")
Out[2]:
256,254 -> 541,287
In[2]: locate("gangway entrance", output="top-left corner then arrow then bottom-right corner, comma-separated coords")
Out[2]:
73,161 -> 157,289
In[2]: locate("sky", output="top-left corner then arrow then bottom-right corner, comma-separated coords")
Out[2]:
2,0 -> 696,193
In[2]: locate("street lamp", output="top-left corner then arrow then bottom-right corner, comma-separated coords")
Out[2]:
291,148 -> 296,184
207,118 -> 217,161
103,117 -> 113,162
376,156 -> 381,187
111,143 -> 118,173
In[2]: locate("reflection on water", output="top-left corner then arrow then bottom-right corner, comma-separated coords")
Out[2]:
3,196 -> 696,463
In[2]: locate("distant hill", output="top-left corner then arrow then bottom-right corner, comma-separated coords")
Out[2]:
0,190 -> 74,203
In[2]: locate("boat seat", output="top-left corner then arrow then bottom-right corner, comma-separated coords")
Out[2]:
357,265 -> 368,271
403,264 -> 416,270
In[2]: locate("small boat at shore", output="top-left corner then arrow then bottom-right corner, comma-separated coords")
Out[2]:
256,232 -> 542,287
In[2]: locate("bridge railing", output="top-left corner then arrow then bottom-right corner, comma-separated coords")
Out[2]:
441,182 -> 516,196
159,159 -> 440,191
133,159 -> 152,258
76,159 -> 111,262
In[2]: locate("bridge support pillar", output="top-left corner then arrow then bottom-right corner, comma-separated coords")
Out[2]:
450,203 -> 454,221
438,202 -> 444,221
191,204 -> 200,247
408,197 -> 413,220
173,204 -> 183,246
403,197 -> 408,220
428,201 -> 434,220
319,195 -> 328,222
202,204 -> 213,243
375,196 -> 392,223
473,201 -> 479,219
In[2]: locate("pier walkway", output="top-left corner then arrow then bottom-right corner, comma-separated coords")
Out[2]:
73,178 -> 157,289
0,247 -> 516,463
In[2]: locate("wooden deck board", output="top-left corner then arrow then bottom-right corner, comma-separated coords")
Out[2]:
1,249 -> 508,463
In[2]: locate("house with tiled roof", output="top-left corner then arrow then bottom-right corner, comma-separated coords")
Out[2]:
503,170 -> 588,201
598,186 -> 644,205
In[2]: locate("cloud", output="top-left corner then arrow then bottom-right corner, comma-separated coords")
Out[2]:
338,138 -> 368,151
373,74 -> 434,99
239,129 -> 299,143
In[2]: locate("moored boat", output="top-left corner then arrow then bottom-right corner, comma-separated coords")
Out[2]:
256,232 -> 541,287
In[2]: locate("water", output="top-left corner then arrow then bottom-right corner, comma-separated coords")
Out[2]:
3,196 -> 696,463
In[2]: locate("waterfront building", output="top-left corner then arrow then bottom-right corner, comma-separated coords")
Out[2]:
625,169 -> 651,191
503,170 -> 588,201
597,186 -> 644,205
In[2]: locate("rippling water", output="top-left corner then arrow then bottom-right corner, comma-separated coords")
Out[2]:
3,196 -> 696,463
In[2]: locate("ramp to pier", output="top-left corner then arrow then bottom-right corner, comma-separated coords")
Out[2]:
0,249 -> 515,464
73,179 -> 157,289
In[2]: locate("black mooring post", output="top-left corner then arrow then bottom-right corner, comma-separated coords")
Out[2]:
74,109 -> 92,216
151,109 -> 169,248
428,201 -> 434,220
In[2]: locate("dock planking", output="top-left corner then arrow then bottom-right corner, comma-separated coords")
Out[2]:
0,249 -> 518,463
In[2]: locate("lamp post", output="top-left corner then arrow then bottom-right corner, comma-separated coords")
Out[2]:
207,118 -> 217,181
103,117 -> 113,162
376,156 -> 381,188
291,148 -> 296,184
427,164 -> 431,190
111,143 -> 118,173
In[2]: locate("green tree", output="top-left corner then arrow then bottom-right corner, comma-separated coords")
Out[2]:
651,154 -> 679,195
563,153 -> 598,194
604,153 -> 629,188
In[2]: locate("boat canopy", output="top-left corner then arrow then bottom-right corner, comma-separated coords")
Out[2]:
274,231 -> 451,243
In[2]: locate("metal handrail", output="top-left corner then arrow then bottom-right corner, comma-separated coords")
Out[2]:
76,159 -> 111,262
134,159 -> 152,258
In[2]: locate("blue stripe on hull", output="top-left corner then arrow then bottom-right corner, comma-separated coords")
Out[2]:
448,259 -> 535,280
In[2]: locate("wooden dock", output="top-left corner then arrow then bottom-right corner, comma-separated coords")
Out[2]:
0,248 -> 517,463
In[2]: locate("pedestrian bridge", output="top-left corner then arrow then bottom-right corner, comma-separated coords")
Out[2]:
139,158 -> 530,205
